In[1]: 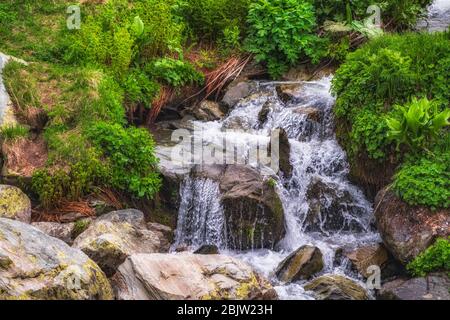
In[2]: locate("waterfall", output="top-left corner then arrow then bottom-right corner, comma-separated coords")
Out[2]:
174,176 -> 227,249
169,75 -> 379,299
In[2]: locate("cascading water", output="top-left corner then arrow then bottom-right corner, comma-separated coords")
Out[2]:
417,0 -> 450,32
168,76 -> 380,299
174,176 -> 227,249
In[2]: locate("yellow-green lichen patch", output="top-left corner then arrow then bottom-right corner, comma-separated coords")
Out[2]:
0,186 -> 30,220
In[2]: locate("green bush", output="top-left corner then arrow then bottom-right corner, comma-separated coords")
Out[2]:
124,69 -> 160,108
386,97 -> 450,152
245,0 -> 327,78
332,32 -> 450,160
86,122 -> 162,199
177,0 -> 250,43
392,149 -> 450,209
407,237 -> 450,277
146,57 -> 204,87
32,148 -> 109,208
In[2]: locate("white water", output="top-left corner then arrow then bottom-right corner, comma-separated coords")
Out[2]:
167,76 -> 380,299
417,0 -> 450,32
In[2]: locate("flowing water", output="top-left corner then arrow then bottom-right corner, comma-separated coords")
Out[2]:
160,0 -> 448,300
161,76 -> 380,299
417,0 -> 450,32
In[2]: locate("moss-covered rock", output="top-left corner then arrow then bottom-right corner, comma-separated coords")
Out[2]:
275,245 -> 324,283
111,253 -> 277,300
73,209 -> 172,276
0,185 -> 31,223
0,218 -> 113,300
304,274 -> 368,300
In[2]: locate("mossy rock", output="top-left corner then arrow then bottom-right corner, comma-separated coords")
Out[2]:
0,218 -> 113,300
0,185 -> 31,223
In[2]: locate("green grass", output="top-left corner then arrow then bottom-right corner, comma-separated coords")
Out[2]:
0,124 -> 30,141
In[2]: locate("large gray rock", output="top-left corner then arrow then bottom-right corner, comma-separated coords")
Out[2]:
275,245 -> 324,283
111,253 -> 278,300
379,273 -> 450,300
222,81 -> 255,108
187,100 -> 225,121
32,222 -> 76,245
345,244 -> 389,278
192,164 -> 285,250
304,274 -> 369,300
0,185 -> 31,223
375,188 -> 450,264
73,209 -> 171,276
0,218 -> 113,300
276,83 -> 304,104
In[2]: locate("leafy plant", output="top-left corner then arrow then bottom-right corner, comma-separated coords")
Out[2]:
32,148 -> 109,208
386,97 -> 450,152
245,0 -> 327,78
407,237 -> 450,277
146,57 -> 204,87
124,69 -> 160,107
392,149 -> 450,209
86,122 -> 162,199
177,0 -> 250,43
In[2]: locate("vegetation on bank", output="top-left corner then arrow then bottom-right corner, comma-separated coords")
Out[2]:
407,237 -> 450,277
0,0 -> 440,210
332,32 -> 450,209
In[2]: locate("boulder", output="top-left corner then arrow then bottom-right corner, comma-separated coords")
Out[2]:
304,274 -> 368,300
194,244 -> 219,255
0,218 -> 113,300
188,100 -> 225,122
111,253 -> 278,300
0,185 -> 31,223
345,244 -> 389,278
276,83 -> 304,104
277,128 -> 292,178
222,81 -> 255,108
73,209 -> 171,276
257,101 -> 273,126
304,177 -> 366,234
291,107 -> 322,123
379,273 -> 450,300
374,188 -> 450,264
194,165 -> 285,250
275,245 -> 324,283
31,222 -> 76,245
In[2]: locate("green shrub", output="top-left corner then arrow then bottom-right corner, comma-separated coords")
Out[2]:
407,237 -> 450,277
146,57 -> 204,87
392,150 -> 450,209
332,32 -> 450,160
32,148 -> 109,208
178,0 -> 250,43
386,97 -> 450,152
245,0 -> 327,78
124,69 -> 160,108
86,122 -> 161,199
